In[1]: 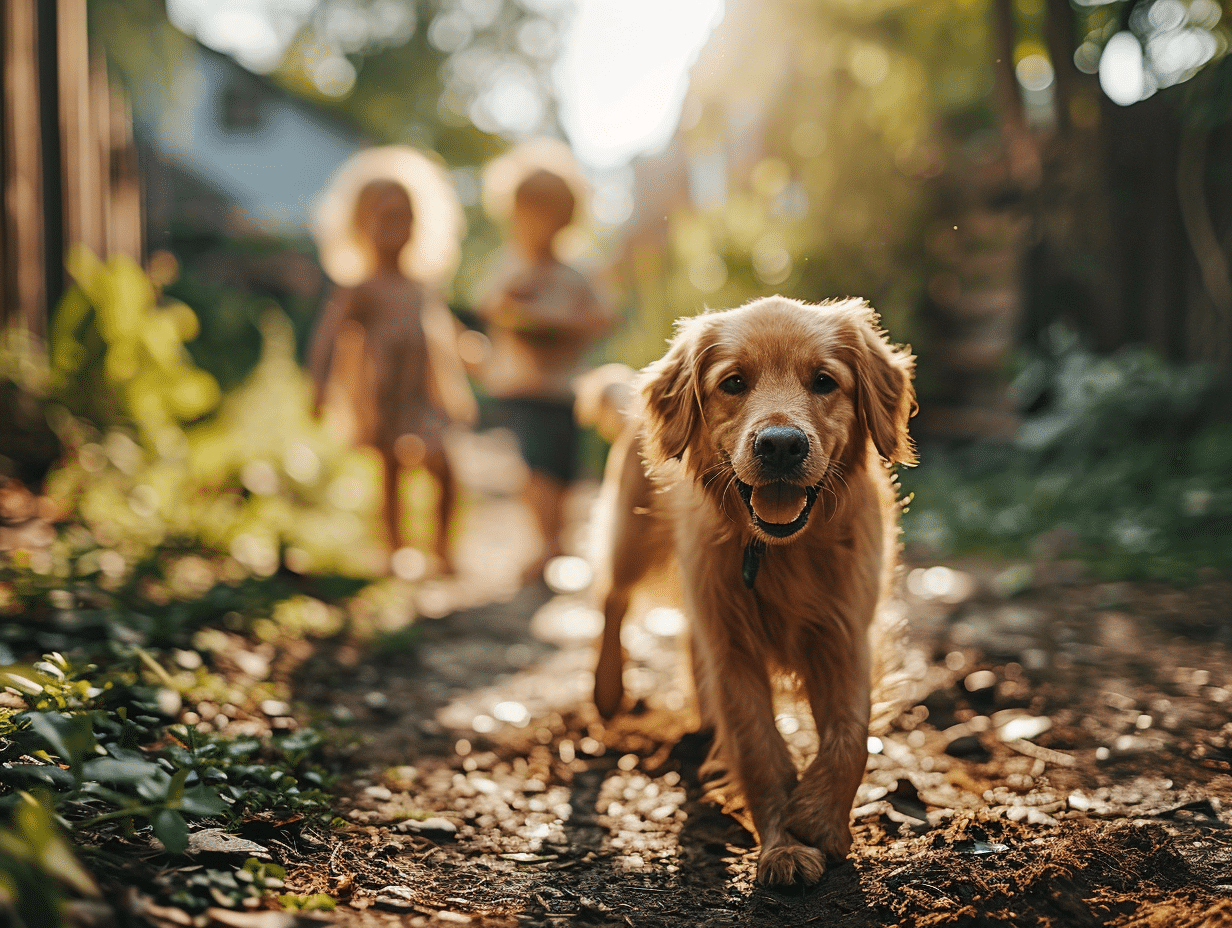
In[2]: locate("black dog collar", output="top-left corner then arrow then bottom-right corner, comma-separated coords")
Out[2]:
742,538 -> 766,589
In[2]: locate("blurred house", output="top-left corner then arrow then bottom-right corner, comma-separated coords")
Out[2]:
131,43 -> 374,381
138,43 -> 366,247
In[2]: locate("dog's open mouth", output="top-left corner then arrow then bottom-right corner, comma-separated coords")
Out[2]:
736,480 -> 818,539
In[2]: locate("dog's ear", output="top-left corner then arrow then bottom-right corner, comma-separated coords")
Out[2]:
638,317 -> 708,468
851,310 -> 917,467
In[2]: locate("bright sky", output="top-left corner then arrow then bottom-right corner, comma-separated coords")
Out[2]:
165,0 -> 725,171
555,0 -> 725,170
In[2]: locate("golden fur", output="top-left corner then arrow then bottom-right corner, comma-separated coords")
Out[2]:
591,295 -> 916,886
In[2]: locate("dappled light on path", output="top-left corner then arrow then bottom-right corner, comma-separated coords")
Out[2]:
276,475 -> 1232,926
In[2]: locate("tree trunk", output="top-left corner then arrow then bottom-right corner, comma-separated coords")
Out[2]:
990,0 -> 1041,188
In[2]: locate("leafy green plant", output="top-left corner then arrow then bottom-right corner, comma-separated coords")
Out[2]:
1,640 -> 341,923
160,858 -> 289,914
1,705 -> 228,854
4,252 -> 445,582
49,247 -> 221,438
0,791 -> 100,928
43,299 -> 402,578
902,328 -> 1232,579
159,725 -> 336,825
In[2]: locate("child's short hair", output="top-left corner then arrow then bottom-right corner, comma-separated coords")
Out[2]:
514,169 -> 575,231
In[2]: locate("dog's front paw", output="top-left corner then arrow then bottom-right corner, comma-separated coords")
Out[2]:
757,843 -> 827,887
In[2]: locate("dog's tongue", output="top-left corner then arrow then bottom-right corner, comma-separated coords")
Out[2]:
750,483 -> 808,525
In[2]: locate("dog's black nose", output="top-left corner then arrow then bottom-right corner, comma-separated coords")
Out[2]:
753,426 -> 809,475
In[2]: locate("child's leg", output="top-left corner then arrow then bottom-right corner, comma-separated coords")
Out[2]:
379,450 -> 403,555
522,469 -> 566,583
422,444 -> 458,575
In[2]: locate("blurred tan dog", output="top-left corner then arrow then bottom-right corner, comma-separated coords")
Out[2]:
591,296 -> 916,887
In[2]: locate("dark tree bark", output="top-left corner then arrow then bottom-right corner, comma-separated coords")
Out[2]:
1043,0 -> 1080,135
990,0 -> 1041,188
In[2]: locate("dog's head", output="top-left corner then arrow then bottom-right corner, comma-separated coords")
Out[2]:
639,296 -> 916,543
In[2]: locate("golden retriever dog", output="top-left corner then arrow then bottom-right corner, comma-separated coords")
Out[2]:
591,296 -> 916,887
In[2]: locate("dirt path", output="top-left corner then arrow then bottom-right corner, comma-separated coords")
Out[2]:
279,476 -> 1232,928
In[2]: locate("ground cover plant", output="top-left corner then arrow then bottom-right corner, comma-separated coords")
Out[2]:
902,325 -> 1232,580
0,508 -> 368,926
0,254 -> 419,925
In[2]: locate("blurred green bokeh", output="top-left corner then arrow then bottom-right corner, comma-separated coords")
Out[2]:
27,251 -> 444,580
901,326 -> 1232,579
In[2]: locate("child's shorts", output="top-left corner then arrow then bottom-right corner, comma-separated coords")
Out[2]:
482,396 -> 579,484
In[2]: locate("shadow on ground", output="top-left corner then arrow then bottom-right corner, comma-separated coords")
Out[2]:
270,478 -> 1232,928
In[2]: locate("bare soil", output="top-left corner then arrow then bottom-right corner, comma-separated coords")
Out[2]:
263,518 -> 1232,927
111,473 -> 1232,928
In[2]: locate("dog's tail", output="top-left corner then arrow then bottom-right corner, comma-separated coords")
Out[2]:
573,362 -> 637,444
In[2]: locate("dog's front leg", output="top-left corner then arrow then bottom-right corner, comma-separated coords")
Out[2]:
780,628 -> 872,863
686,579 -> 826,886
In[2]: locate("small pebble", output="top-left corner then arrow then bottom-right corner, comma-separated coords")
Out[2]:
395,817 -> 458,840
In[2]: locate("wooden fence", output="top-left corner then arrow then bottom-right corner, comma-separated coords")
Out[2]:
1,0 -> 141,335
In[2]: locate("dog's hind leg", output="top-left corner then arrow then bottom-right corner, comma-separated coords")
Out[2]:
593,430 -> 663,718
689,628 -> 727,785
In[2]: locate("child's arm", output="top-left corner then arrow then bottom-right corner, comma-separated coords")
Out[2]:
306,287 -> 356,416
423,295 -> 479,427
573,279 -> 614,340
485,290 -> 555,333
485,267 -> 609,338
477,265 -> 545,331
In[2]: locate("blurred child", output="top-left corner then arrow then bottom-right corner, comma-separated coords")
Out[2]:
477,167 -> 611,584
309,171 -> 475,576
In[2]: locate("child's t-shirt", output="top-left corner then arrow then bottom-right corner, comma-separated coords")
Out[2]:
478,253 -> 609,402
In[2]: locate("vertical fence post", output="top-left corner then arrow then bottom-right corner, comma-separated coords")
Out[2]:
1,0 -> 48,334
37,0 -> 65,320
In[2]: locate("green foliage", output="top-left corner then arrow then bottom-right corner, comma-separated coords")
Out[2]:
902,332 -> 1232,579
159,725 -> 336,824
1,468 -> 363,924
1,636 -> 340,920
1,684 -> 225,846
159,858 -> 289,914
0,791 -> 100,928
42,286 -> 420,576
607,0 -> 994,368
50,248 -> 221,439
0,536 -> 367,673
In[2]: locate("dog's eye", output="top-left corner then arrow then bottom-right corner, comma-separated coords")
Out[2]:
719,374 -> 747,395
812,372 -> 838,395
